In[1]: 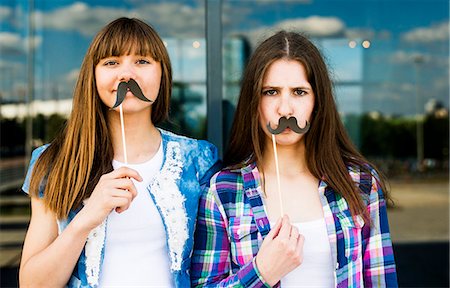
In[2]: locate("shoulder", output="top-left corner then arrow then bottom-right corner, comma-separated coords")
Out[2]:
160,128 -> 196,146
28,144 -> 51,172
347,162 -> 384,203
159,128 -> 217,157
203,168 -> 242,214
31,144 -> 50,160
159,129 -> 219,183
209,166 -> 246,200
212,167 -> 242,185
22,144 -> 50,195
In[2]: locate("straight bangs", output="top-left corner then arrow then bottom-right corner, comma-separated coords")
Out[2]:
93,20 -> 164,65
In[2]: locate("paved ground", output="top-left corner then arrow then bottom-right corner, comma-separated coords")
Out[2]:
387,177 -> 449,287
388,177 -> 449,243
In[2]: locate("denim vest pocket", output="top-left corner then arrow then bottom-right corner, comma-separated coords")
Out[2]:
336,210 -> 364,262
228,216 -> 258,265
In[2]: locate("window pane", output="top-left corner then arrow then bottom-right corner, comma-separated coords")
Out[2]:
0,1 -> 207,285
222,1 -> 449,285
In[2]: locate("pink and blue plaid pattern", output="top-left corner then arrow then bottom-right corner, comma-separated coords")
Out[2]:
191,162 -> 397,287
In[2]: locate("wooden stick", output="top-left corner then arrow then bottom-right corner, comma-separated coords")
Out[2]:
271,134 -> 283,217
119,104 -> 128,164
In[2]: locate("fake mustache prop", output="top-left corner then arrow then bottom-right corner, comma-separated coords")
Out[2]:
111,79 -> 152,109
112,78 -> 153,165
266,116 -> 311,218
267,116 -> 310,135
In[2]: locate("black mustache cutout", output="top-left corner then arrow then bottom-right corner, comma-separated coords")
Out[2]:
267,116 -> 310,135
111,79 -> 152,108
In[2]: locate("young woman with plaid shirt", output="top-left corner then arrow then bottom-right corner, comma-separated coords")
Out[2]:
191,31 -> 397,287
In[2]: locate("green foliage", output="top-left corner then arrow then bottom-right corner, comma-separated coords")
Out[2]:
424,115 -> 449,159
345,113 -> 449,161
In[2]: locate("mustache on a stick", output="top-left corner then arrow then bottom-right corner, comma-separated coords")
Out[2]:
111,79 -> 152,109
267,116 -> 310,134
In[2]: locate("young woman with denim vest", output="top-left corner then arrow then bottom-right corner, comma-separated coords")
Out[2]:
19,17 -> 219,287
191,31 -> 397,287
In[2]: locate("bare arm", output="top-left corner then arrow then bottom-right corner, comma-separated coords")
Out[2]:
19,167 -> 142,287
19,197 -> 91,287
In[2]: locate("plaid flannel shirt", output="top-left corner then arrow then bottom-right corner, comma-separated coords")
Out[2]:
191,161 -> 397,287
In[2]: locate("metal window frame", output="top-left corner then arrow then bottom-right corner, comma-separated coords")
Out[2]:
205,0 -> 223,157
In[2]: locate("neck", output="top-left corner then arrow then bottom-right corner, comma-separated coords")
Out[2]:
108,109 -> 161,164
262,137 -> 308,176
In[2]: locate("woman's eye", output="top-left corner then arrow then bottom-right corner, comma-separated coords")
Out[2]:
103,60 -> 118,66
294,89 -> 307,96
263,89 -> 277,96
137,59 -> 150,64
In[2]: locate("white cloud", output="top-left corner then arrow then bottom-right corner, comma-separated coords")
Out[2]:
398,83 -> 415,93
0,32 -> 42,54
65,69 -> 80,83
433,76 -> 449,93
133,2 -> 205,37
276,16 -> 346,37
24,35 -> 42,50
0,32 -> 22,49
0,60 -> 24,77
345,28 -> 376,41
390,51 -> 431,65
32,2 -> 206,38
34,2 -> 129,36
0,32 -> 25,54
402,21 -> 449,43
236,16 -> 346,48
0,6 -> 12,21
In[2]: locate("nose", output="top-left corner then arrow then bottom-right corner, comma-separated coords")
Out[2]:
118,62 -> 136,82
277,91 -> 294,117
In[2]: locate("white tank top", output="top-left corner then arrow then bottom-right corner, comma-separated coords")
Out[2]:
279,218 -> 335,287
99,145 -> 174,287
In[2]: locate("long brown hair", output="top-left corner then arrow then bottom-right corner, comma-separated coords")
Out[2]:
29,17 -> 172,219
224,31 -> 389,219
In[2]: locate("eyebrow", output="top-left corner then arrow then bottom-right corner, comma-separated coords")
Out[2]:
262,85 -> 312,90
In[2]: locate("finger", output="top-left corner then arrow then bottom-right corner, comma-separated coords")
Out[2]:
289,226 -> 300,246
111,193 -> 134,213
114,202 -> 131,213
295,234 -> 305,256
115,200 -> 132,213
110,167 -> 143,182
115,207 -> 125,213
290,226 -> 299,238
266,217 -> 282,241
278,215 -> 291,239
112,178 -> 138,198
110,188 -> 135,201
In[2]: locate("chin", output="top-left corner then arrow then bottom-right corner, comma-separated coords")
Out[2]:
277,135 -> 303,145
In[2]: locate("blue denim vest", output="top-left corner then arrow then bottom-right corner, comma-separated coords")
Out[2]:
22,129 -> 220,287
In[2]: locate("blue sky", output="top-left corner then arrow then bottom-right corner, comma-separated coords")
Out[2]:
0,0 -> 448,116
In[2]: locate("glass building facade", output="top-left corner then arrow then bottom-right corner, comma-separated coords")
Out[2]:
1,0 -> 448,286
